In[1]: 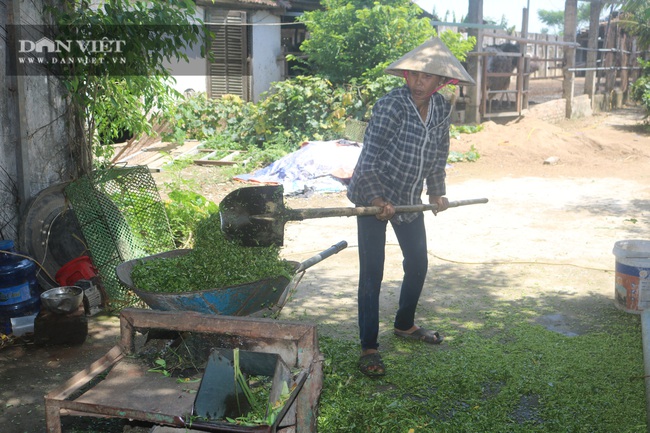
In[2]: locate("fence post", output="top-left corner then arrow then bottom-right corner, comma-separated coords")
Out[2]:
563,0 -> 578,119
465,0 -> 483,124
585,0 -> 602,104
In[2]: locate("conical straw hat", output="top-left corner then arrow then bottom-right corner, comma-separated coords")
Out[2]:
385,38 -> 475,86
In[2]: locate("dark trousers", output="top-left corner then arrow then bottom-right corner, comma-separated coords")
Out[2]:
356,212 -> 428,351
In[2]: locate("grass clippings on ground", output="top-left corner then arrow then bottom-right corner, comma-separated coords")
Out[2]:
317,308 -> 645,433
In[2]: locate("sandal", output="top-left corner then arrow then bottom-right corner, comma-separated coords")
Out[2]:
358,352 -> 386,377
394,327 -> 444,345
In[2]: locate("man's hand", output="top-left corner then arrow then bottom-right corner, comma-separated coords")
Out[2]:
371,197 -> 395,221
429,195 -> 449,215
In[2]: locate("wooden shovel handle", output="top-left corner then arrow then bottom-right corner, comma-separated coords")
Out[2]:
275,198 -> 489,221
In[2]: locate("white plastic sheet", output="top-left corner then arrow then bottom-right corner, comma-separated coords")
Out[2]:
234,139 -> 363,195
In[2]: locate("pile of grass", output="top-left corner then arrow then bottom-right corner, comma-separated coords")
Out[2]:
130,212 -> 294,293
317,308 -> 645,433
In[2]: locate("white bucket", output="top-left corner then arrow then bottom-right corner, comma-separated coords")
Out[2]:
613,240 -> 650,314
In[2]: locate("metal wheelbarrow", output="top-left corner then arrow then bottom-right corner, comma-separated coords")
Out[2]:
115,241 -> 347,317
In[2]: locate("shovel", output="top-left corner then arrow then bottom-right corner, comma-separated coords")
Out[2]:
219,185 -> 488,246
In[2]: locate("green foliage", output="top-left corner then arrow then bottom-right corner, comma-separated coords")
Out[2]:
254,76 -> 348,143
537,9 -> 565,34
164,189 -> 219,248
168,78 -> 347,146
622,0 -> 650,49
224,349 -> 292,427
450,123 -> 484,137
537,3 -> 593,35
241,139 -> 295,168
449,126 -> 484,164
130,212 -> 294,294
162,93 -> 257,145
577,2 -> 596,24
49,0 -> 205,168
631,78 -> 650,116
164,77 -> 353,173
148,358 -> 172,377
226,379 -> 291,427
630,58 -> 650,117
295,0 -> 436,84
232,348 -> 259,414
154,6 -> 476,171
339,30 -> 475,122
343,75 -> 404,120
162,64 -> 484,171
439,30 -> 476,63
448,145 -> 480,163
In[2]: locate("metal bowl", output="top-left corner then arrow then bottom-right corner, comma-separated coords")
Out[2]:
41,286 -> 84,314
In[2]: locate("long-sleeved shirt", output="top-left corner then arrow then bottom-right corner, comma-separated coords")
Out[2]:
347,85 -> 451,224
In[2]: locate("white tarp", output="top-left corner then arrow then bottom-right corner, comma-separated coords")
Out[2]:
234,139 -> 362,195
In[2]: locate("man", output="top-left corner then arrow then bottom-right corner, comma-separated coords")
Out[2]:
347,38 -> 475,377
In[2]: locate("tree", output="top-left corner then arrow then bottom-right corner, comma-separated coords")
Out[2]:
621,0 -> 650,117
295,0 -> 436,84
538,1 -> 593,34
49,0 -> 206,172
621,0 -> 650,49
482,14 -> 513,33
577,2 -> 596,25
538,9 -> 565,33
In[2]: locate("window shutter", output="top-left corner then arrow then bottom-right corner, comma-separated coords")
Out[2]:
206,9 -> 249,100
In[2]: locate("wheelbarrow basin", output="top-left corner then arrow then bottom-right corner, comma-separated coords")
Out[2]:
115,249 -> 301,317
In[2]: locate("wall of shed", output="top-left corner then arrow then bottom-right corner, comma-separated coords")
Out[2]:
0,0 -> 75,242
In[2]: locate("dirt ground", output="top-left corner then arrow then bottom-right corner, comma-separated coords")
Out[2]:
277,101 -> 650,340
1,94 -> 649,432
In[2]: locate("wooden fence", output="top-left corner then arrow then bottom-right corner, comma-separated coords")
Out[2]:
441,23 -> 647,120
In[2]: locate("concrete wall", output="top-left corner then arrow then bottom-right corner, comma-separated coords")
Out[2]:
526,94 -> 593,123
250,11 -> 283,102
593,89 -> 629,114
0,1 -> 18,240
526,99 -> 566,124
1,0 -> 75,242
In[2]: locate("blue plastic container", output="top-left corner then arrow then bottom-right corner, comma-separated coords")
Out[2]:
0,240 -> 41,334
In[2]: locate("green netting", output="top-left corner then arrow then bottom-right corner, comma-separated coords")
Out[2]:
64,166 -> 175,308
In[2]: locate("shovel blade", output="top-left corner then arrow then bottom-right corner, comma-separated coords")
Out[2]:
220,185 -> 287,247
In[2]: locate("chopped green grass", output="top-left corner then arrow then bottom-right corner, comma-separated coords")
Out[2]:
130,212 -> 294,293
317,309 -> 645,433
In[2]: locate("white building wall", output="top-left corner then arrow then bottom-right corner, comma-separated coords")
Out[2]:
169,6 -> 208,95
250,11 -> 283,102
169,8 -> 284,102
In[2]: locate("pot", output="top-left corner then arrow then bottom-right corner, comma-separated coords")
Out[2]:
41,286 -> 83,314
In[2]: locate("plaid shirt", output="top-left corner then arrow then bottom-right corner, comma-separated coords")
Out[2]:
347,85 -> 451,224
